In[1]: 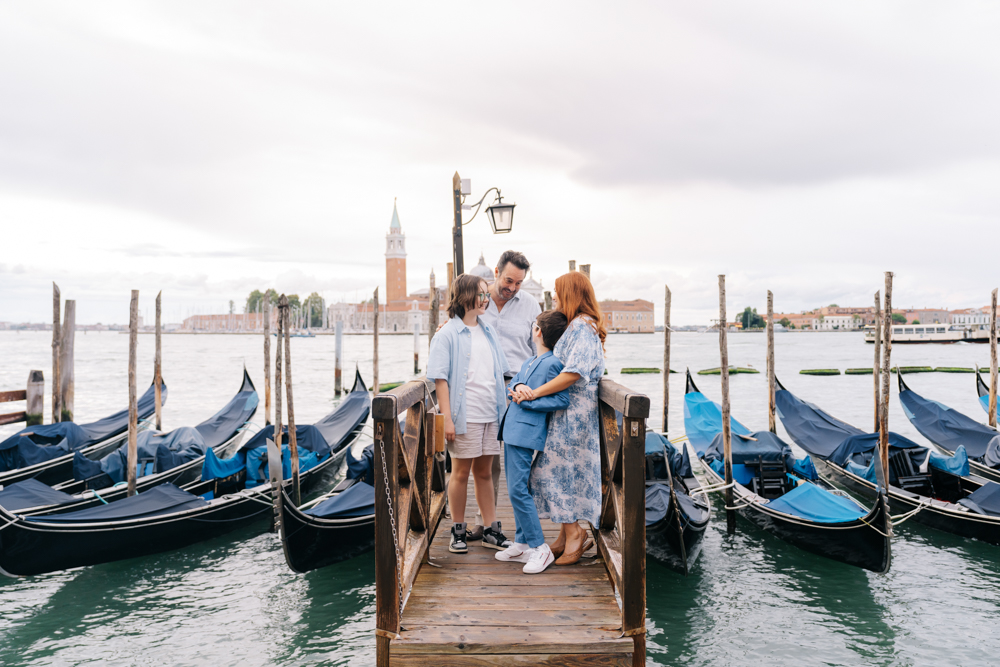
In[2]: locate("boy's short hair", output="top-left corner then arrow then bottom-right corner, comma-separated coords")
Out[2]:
447,273 -> 486,319
536,310 -> 569,350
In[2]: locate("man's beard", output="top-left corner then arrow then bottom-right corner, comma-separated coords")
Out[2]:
497,287 -> 516,301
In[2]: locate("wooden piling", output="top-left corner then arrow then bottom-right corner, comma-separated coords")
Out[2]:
59,299 -> 75,422
274,296 -> 284,455
544,290 -> 552,312
428,271 -> 439,351
569,260 -> 576,272
281,295 -> 301,507
26,370 -> 44,426
334,319 -> 344,395
580,263 -> 591,280
154,291 -> 162,430
718,275 -> 735,535
990,288 -> 998,428
374,287 -> 380,397
766,290 -> 775,434
127,290 -> 139,497
879,274 -> 893,480
264,297 -> 272,425
52,282 -> 61,423
663,285 -> 671,434
413,323 -> 420,375
446,262 -> 454,291
873,291 -> 882,433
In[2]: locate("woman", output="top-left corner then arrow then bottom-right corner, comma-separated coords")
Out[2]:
513,271 -> 606,565
427,273 -> 512,554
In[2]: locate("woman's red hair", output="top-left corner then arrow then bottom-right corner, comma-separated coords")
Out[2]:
555,271 -> 607,349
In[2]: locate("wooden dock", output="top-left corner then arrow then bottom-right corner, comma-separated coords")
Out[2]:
372,379 -> 649,666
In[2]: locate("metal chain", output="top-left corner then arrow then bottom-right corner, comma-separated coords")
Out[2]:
376,421 -> 404,624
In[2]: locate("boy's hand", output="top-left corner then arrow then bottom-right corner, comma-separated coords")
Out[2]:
512,385 -> 535,403
444,416 -> 456,442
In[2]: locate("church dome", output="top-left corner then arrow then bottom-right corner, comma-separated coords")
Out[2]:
469,253 -> 494,282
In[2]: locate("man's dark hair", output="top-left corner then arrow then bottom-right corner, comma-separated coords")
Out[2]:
496,250 -> 530,275
536,310 -> 568,350
447,274 -> 487,319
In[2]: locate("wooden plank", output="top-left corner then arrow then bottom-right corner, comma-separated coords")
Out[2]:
0,411 -> 27,426
0,389 -> 26,403
391,625 -> 632,655
373,380 -> 427,420
52,282 -> 60,423
25,370 -> 43,426
405,597 -> 618,611
619,416 -> 645,637
413,570 -> 611,585
400,608 -> 621,627
408,583 -> 616,598
392,653 -> 632,666
766,290 -> 775,433
663,285 -> 670,433
127,290 -> 139,497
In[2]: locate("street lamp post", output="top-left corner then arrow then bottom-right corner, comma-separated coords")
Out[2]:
451,171 -> 516,280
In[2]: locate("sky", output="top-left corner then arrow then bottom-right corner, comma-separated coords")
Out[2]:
2,1 -> 1000,326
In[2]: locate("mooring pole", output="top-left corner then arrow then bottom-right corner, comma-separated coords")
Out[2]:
52,282 -> 61,423
413,323 -> 420,375
544,291 -> 552,312
373,287 -> 380,396
879,273 -> 893,480
274,297 -> 284,456
719,275 -> 735,535
766,290 -> 776,434
663,285 -> 671,434
873,291 -> 882,433
580,264 -> 591,280
264,297 -> 272,424
60,299 -> 76,423
281,295 -> 300,507
569,260 -> 576,272
334,319 -> 344,396
26,370 -> 44,426
990,288 -> 998,428
154,291 -> 162,430
127,290 -> 139,497
428,270 -> 439,351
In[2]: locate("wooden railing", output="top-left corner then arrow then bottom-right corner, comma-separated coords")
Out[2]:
373,378 -> 446,666
596,378 -> 649,664
0,371 -> 44,426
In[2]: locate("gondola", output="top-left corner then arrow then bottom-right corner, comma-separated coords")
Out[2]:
644,431 -> 710,575
0,370 -> 258,516
685,372 -> 891,572
977,369 -> 996,417
776,378 -> 1000,546
897,373 -> 1000,484
276,442 -> 376,573
0,371 -> 370,577
0,380 -> 166,487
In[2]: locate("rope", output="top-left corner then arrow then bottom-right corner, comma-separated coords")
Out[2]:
91,488 -> 109,505
0,514 -> 20,533
890,498 -> 932,527
690,481 -> 733,497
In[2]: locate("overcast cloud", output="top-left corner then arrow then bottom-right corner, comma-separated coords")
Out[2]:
1,1 -> 999,325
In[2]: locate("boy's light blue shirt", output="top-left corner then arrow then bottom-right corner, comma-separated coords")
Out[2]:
427,316 -> 511,435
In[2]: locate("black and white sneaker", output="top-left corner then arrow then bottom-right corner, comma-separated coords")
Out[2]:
449,522 -> 468,553
481,521 -> 512,550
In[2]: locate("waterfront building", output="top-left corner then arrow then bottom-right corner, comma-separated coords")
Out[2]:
600,299 -> 654,333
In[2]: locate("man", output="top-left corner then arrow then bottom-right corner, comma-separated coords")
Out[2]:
469,250 -> 542,539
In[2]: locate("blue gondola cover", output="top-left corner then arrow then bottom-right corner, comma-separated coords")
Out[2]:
900,385 -> 1000,463
346,444 -> 375,484
828,432 -> 927,468
765,482 -> 866,523
0,478 -> 78,512
959,481 -> 1000,517
703,430 -> 792,466
775,388 -> 864,458
683,390 -> 751,456
27,484 -> 206,523
928,445 -> 970,477
304,482 -> 375,519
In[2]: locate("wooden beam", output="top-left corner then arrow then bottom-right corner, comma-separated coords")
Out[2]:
127,290 -> 139,497
59,299 -> 75,422
597,380 -> 649,418
374,381 -> 428,420
0,389 -> 26,403
991,288 -> 998,428
0,412 -> 27,426
25,370 -> 43,426
264,296 -> 272,424
766,290 -> 775,433
52,282 -> 61,423
873,291 -> 881,433
879,274 -> 893,481
719,275 -> 735,535
544,290 -> 552,312
662,285 -> 671,434
334,319 -> 344,396
620,414 -> 645,639
155,291 -> 162,430
274,294 -> 284,453
281,295 -> 301,507
374,287 -> 380,397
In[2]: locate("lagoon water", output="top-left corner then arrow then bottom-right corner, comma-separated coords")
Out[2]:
1,329 -> 999,666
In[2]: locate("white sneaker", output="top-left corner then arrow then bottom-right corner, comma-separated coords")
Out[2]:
495,543 -> 532,563
523,544 -> 554,574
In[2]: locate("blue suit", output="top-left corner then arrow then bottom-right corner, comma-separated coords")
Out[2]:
498,351 -> 569,548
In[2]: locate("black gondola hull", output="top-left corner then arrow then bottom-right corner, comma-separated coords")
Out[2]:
277,487 -> 374,573
645,510 -> 708,574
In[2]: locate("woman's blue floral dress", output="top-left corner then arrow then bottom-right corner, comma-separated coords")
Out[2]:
529,315 -> 605,525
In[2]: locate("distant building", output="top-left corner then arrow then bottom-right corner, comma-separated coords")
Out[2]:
182,312 -> 276,332
950,308 -> 990,325
773,313 -> 819,330
600,299 -> 654,333
468,253 -> 495,283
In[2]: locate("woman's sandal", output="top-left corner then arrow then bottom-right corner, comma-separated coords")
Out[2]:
554,538 -> 594,566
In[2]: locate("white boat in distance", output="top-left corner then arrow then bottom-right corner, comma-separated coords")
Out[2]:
863,324 -> 991,344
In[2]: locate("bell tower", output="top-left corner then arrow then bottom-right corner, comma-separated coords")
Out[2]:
385,199 -> 407,303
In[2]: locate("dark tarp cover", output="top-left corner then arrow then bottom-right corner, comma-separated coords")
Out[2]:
645,432 -> 693,479
312,372 -> 371,452
704,431 -> 792,466
193,371 -> 257,449
346,444 -> 375,485
828,432 -> 927,468
0,421 -> 88,472
899,384 -> 1000,465
304,482 -> 375,519
765,481 -> 867,523
683,390 -> 751,457
959,481 -> 1000,517
0,478 -> 78,512
775,387 -> 864,459
239,424 -> 330,458
202,443 -> 322,488
26,483 -> 206,523
73,427 -> 208,484
6,436 -> 72,471
645,482 -> 709,527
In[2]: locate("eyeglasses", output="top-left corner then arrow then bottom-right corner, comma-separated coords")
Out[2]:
477,292 -> 490,301
532,323 -> 540,332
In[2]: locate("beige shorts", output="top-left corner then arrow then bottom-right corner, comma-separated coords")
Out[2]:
448,421 -> 500,459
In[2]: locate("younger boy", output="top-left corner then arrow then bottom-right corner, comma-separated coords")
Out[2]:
494,310 -> 570,574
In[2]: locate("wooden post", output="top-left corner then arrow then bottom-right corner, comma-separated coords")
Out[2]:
127,290 -> 139,497
52,282 -> 61,423
374,394 -> 400,665
446,262 -> 454,290
719,275 -> 735,535
154,291 -> 162,430
274,297 -> 283,457
580,263 -> 591,280
413,323 -> 420,375
766,290 -> 775,434
428,270 -> 439,351
873,291 -> 882,433
373,287 -> 380,396
879,274 -> 893,479
662,285 -> 671,434
26,370 -> 44,426
281,295 -> 300,507
544,291 -> 552,312
59,299 -> 76,423
569,260 -> 576,272
334,319 -> 344,395
264,297 -> 272,425
991,288 -> 998,428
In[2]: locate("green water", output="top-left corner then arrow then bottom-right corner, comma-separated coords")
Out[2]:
2,330 -> 999,666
